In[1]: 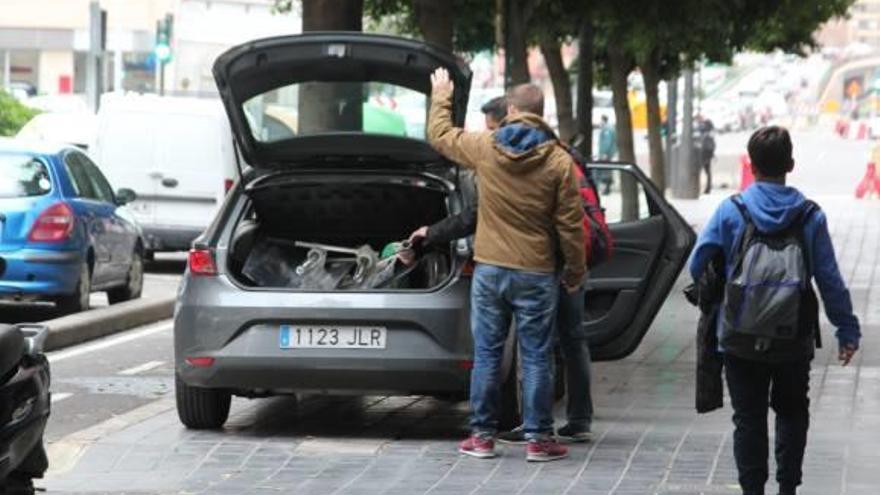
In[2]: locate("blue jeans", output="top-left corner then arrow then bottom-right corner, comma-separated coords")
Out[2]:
557,286 -> 594,431
469,263 -> 558,439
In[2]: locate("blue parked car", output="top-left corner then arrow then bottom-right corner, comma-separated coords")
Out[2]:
0,139 -> 144,313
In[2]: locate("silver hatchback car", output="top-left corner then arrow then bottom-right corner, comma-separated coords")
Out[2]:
173,33 -> 695,429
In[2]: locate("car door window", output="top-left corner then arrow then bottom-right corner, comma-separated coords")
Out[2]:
64,153 -> 97,200
79,155 -> 116,205
591,169 -> 653,223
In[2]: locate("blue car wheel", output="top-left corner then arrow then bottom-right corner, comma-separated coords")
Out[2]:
54,262 -> 90,314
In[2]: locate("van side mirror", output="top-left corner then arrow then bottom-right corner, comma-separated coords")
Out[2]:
116,188 -> 137,206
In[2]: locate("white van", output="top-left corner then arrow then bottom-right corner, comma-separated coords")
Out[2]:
92,93 -> 236,258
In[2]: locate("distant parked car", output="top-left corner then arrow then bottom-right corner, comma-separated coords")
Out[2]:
0,139 -> 144,313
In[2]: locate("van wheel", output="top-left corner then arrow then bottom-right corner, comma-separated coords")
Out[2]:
175,374 -> 231,430
107,251 -> 143,304
55,262 -> 90,314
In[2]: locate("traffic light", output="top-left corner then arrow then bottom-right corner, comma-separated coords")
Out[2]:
154,13 -> 174,64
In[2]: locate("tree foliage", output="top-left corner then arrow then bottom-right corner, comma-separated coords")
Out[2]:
364,0 -> 496,53
0,91 -> 39,137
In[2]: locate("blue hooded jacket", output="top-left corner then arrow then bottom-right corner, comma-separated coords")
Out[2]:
689,182 -> 861,350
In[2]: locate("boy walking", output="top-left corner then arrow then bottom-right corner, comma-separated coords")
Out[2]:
689,127 -> 860,495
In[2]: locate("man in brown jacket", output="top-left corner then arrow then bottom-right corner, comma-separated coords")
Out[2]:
428,68 -> 586,462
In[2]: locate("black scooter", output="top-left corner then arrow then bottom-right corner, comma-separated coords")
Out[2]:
0,324 -> 50,495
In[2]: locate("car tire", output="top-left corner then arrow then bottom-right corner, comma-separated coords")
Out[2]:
0,474 -> 36,495
54,262 -> 90,315
107,251 -> 144,304
499,344 -> 522,431
498,345 -> 565,431
175,374 -> 231,430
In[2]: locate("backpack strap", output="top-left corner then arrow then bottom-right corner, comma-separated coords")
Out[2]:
730,194 -> 756,272
798,199 -> 823,349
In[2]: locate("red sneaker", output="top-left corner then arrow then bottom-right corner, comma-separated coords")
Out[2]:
458,435 -> 496,459
526,439 -> 568,462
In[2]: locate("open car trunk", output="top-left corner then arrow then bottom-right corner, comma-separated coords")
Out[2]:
227,173 -> 457,291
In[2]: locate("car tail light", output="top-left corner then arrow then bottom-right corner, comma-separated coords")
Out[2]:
188,248 -> 217,276
185,357 -> 215,368
224,179 -> 234,193
458,360 -> 474,370
460,258 -> 475,277
28,202 -> 75,242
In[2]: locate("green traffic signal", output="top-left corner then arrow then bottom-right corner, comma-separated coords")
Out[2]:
154,13 -> 174,64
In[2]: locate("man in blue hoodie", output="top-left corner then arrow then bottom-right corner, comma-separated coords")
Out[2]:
689,126 -> 860,495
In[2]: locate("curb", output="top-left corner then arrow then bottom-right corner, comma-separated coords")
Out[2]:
44,296 -> 175,351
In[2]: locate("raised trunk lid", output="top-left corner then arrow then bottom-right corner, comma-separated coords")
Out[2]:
213,32 -> 472,171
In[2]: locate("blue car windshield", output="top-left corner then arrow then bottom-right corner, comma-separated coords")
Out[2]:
0,154 -> 52,198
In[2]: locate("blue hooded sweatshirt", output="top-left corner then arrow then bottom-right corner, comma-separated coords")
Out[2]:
689,182 -> 861,350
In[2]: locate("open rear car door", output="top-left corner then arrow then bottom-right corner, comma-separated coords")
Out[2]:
584,163 -> 696,360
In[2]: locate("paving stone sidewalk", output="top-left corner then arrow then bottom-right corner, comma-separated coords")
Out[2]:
44,195 -> 880,495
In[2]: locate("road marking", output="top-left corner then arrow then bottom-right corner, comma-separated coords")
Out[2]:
47,321 -> 173,364
51,393 -> 73,403
118,360 -> 165,376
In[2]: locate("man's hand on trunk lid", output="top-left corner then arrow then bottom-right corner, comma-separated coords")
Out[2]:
431,68 -> 454,97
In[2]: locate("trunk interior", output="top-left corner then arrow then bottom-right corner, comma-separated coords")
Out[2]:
227,174 -> 456,291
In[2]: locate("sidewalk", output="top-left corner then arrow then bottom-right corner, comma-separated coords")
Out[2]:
43,195 -> 880,495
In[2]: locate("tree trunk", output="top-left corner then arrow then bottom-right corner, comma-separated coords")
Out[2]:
640,49 -> 665,193
540,41 -> 574,141
504,0 -> 531,86
299,0 -> 364,134
608,42 -> 639,221
575,14 -> 593,159
302,0 -> 363,30
413,0 -> 453,51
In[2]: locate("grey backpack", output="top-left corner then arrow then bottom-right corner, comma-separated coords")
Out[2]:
720,195 -> 821,362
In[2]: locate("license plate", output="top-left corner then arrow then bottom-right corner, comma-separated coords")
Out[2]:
279,325 -> 387,349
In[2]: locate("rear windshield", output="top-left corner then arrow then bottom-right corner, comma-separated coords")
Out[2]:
243,82 -> 427,143
0,154 -> 52,198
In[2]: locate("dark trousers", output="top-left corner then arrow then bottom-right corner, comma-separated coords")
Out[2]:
724,354 -> 811,495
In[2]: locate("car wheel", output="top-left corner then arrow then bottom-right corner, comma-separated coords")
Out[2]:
107,251 -> 144,304
175,374 -> 231,430
54,262 -> 90,314
498,345 -> 565,431
0,474 -> 36,495
499,343 -> 522,431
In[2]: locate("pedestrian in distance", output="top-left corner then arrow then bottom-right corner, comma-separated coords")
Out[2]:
597,115 -> 617,194
698,116 -> 717,195
689,126 -> 860,495
426,67 -> 586,462
407,96 -> 598,447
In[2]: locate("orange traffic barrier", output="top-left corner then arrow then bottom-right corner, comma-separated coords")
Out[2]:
836,119 -> 850,138
739,153 -> 755,191
855,162 -> 880,199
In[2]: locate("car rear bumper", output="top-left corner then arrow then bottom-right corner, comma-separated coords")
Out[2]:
174,274 -> 473,395
0,248 -> 82,298
142,225 -> 204,252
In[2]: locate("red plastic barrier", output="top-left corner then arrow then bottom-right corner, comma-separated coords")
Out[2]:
855,162 -> 880,199
856,122 -> 869,140
739,154 -> 755,191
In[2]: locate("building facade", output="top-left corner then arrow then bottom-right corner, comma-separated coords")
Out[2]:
0,0 -> 299,99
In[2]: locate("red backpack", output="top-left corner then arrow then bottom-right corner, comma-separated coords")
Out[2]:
564,145 -> 614,268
